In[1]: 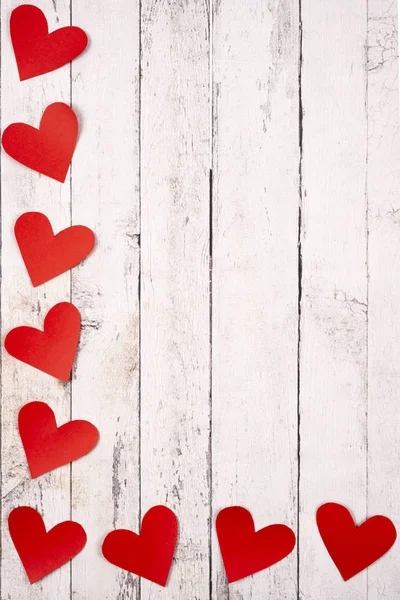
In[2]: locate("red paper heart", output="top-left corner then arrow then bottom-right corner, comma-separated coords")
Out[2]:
9,506 -> 86,584
4,302 -> 80,382
15,212 -> 95,287
11,4 -> 88,81
102,506 -> 178,587
316,502 -> 397,581
2,102 -> 78,182
216,506 -> 296,583
19,401 -> 99,479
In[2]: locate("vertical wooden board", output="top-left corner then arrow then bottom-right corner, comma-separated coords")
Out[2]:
367,1 -> 400,597
70,0 -> 140,598
1,1 -> 72,599
140,1 -> 210,598
211,1 -> 299,598
300,1 -> 368,598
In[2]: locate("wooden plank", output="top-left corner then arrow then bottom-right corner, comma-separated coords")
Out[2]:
140,1 -> 210,598
211,1 -> 299,598
1,1 -> 72,599
70,0 -> 140,598
299,1 -> 368,598
367,1 -> 400,597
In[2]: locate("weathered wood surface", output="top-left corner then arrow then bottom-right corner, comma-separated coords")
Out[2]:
300,1 -> 369,599
70,0 -> 141,598
1,0 -> 399,598
211,1 -> 299,599
1,1 -> 72,598
367,1 -> 400,598
140,1 -> 210,599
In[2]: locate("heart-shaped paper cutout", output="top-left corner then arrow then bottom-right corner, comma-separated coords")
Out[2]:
2,102 -> 78,182
9,506 -> 86,583
317,502 -> 397,581
216,506 -> 296,583
4,302 -> 81,382
15,212 -> 95,287
102,506 -> 178,587
11,4 -> 88,81
19,401 -> 99,478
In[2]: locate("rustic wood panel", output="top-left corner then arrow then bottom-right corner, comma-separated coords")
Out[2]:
1,1 -> 72,599
140,1 -> 210,598
299,1 -> 369,598
211,1 -> 300,599
70,0 -> 140,598
367,1 -> 400,598
1,1 -> 400,598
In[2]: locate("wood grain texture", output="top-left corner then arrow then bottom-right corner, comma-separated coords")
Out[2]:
367,1 -> 400,598
140,1 -> 210,598
299,1 -> 369,598
211,1 -> 299,598
1,1 -> 400,598
1,1 -> 72,599
70,0 -> 140,598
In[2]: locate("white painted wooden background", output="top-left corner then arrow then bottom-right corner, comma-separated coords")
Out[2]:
0,0 -> 399,598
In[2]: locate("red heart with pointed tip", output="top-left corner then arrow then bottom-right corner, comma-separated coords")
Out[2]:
102,506 -> 178,587
2,102 -> 78,182
9,506 -> 86,584
4,302 -> 80,382
15,212 -> 95,287
19,401 -> 99,478
216,506 -> 296,583
317,502 -> 397,581
11,4 -> 88,81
